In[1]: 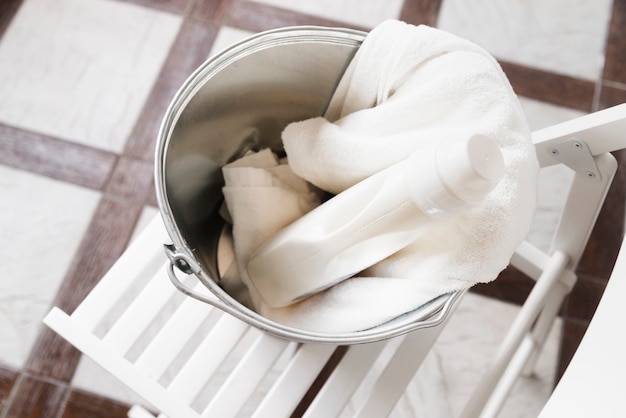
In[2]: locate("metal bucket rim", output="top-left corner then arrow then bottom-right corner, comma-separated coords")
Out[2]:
155,26 -> 367,252
154,25 -> 462,344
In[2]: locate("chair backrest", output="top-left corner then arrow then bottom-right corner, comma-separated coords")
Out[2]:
44,215 -> 456,418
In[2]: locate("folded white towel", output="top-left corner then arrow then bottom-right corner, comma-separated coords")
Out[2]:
222,20 -> 538,333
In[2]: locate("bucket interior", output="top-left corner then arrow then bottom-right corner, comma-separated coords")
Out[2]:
155,27 -> 460,343
158,28 -> 364,293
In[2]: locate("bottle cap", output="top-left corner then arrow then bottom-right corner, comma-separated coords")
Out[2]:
407,134 -> 505,217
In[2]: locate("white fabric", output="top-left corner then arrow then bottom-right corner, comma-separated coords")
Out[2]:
222,20 -> 538,333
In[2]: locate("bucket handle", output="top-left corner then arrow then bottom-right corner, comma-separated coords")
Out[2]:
164,244 -> 226,308
165,249 -> 253,321
163,245 -> 285,336
167,260 -> 463,345
167,257 -> 220,305
164,244 -> 464,344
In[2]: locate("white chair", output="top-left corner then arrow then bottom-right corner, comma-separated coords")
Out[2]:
44,103 -> 626,417
44,213 -> 458,418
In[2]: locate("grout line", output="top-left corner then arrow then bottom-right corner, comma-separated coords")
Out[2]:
602,79 -> 626,90
122,19 -> 219,161
223,0 -> 369,32
0,372 -> 23,418
106,0 -> 189,15
0,123 -> 119,191
592,77 -> 604,112
601,0 -> 626,85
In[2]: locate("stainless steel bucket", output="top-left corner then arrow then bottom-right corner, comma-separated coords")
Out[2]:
155,26 -> 464,344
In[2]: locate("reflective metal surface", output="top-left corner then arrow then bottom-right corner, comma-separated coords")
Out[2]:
155,26 -> 464,344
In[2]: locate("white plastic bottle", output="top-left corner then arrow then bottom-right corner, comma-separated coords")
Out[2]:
246,134 -> 505,307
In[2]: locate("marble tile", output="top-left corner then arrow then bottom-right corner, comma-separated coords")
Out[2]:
249,0 -> 403,28
0,165 -> 100,368
437,0 -> 613,81
210,26 -> 255,58
519,97 -> 587,132
0,0 -> 181,153
390,293 -> 561,417
123,19 -> 217,161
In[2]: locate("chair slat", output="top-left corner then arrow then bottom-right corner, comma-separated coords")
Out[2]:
134,281 -> 215,379
252,343 -> 336,418
43,308 -> 198,418
72,216 -> 168,329
303,340 -> 390,417
201,331 -> 292,418
352,326 -> 444,417
167,312 -> 249,403
102,262 -> 176,354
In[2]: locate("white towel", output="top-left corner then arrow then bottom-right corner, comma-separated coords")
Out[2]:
221,149 -> 324,310
222,20 -> 538,333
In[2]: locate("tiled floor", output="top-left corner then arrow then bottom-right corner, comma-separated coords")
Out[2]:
0,0 -> 624,417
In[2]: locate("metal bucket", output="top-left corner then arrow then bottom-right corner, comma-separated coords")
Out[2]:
155,26 -> 463,344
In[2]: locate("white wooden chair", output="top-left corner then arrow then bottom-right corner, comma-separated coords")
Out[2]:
44,213 -> 458,418
44,103 -> 626,417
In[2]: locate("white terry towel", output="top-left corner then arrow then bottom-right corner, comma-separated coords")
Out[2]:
222,20 -> 539,333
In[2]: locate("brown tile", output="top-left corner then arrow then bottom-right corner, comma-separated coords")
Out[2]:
563,275 -> 608,322
112,0 -> 191,14
555,319 -> 589,385
225,0 -> 367,33
25,329 -> 82,384
599,83 -> 626,109
26,196 -> 143,381
145,180 -> 160,208
3,374 -> 68,418
499,61 -> 595,112
105,157 -> 154,203
0,124 -> 117,190
292,346 -> 349,417
470,265 -> 534,306
0,367 -> 18,411
188,0 -> 232,23
61,389 -> 131,418
603,0 -> 626,84
576,149 -> 626,279
53,196 -> 144,313
0,0 -> 23,39
124,20 -> 219,161
400,0 -> 443,27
